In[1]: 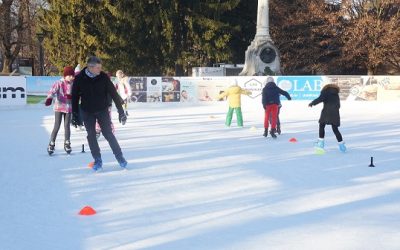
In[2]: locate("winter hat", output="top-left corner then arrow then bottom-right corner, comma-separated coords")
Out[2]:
63,66 -> 75,77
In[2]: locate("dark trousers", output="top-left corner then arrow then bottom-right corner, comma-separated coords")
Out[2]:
50,112 -> 71,143
319,123 -> 343,142
82,108 -> 123,160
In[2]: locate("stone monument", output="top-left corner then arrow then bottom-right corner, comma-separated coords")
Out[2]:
240,0 -> 281,76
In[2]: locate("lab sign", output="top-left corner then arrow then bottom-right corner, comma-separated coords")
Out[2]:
277,76 -> 324,100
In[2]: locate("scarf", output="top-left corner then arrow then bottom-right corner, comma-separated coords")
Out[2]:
85,68 -> 98,78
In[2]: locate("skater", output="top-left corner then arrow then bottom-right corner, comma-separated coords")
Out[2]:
73,64 -> 85,131
262,77 -> 291,138
45,66 -> 75,155
218,80 -> 251,127
71,56 -> 128,171
115,70 -> 131,116
270,103 -> 282,134
309,83 -> 346,152
95,72 -> 115,139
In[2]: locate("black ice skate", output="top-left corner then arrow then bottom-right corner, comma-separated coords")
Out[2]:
270,128 -> 277,139
64,140 -> 72,154
47,142 -> 55,155
277,125 -> 281,135
263,128 -> 268,137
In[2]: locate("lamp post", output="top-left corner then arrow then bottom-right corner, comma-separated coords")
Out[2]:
36,32 -> 45,76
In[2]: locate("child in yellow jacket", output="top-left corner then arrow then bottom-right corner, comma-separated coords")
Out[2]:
218,81 -> 251,127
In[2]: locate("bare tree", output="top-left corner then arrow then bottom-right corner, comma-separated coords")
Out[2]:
0,0 -> 35,74
340,0 -> 400,74
269,0 -> 342,74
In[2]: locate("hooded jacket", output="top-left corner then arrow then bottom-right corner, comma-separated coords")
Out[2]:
262,81 -> 291,107
309,84 -> 341,126
218,85 -> 251,108
72,67 -> 124,114
115,76 -> 132,101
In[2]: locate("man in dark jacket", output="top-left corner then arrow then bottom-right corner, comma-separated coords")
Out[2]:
309,83 -> 346,152
262,77 -> 291,138
71,56 -> 128,171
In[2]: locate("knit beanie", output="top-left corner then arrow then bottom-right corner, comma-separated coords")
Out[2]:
63,66 -> 75,77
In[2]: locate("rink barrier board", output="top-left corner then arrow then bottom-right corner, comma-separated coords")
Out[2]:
1,75 -> 399,106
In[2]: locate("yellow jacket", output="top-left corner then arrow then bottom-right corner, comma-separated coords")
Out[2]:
218,86 -> 252,108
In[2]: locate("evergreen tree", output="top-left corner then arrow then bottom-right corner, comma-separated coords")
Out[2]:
39,0 -> 243,75
222,0 -> 257,65
98,0 -> 165,75
39,0 -> 399,76
153,0 -> 241,75
39,0 -> 103,73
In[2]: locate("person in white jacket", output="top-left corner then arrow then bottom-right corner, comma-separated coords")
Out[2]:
115,70 -> 132,116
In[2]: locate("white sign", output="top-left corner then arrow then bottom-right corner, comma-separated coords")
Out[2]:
0,77 -> 27,106
192,67 -> 224,77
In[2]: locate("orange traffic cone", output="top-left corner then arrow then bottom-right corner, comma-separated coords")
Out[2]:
88,162 -> 94,168
289,137 -> 298,143
78,206 -> 96,216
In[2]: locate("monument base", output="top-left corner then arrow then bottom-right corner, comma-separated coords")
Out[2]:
240,36 -> 281,76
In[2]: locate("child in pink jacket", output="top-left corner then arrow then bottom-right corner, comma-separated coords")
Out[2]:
45,66 -> 75,155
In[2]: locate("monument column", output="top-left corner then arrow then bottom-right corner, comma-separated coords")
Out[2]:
240,0 -> 281,76
256,0 -> 270,39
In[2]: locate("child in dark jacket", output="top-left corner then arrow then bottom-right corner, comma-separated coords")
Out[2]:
309,83 -> 346,152
262,77 -> 291,138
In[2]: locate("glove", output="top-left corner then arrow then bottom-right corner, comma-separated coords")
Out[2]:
308,102 -> 313,107
118,110 -> 127,125
71,112 -> 81,128
45,98 -> 53,106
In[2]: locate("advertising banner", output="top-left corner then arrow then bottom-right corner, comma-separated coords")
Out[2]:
325,75 -> 400,101
162,77 -> 180,102
0,76 -> 26,106
26,76 -> 60,95
17,75 -> 400,104
179,78 -> 197,102
236,76 -> 266,99
129,77 -> 147,102
276,76 -> 324,100
324,75 -> 362,100
196,77 -> 229,102
146,77 -> 162,102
